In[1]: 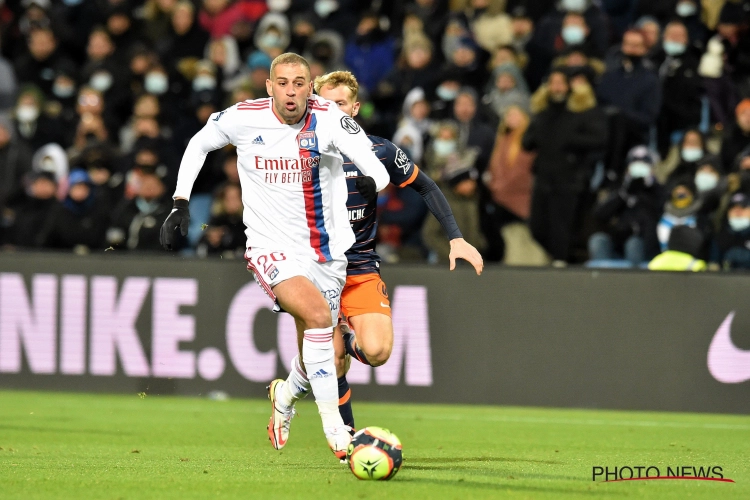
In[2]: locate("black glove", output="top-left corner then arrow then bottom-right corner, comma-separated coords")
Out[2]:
159,198 -> 190,251
355,176 -> 377,203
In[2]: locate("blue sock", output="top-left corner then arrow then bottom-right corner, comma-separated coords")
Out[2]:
342,331 -> 372,366
337,375 -> 355,432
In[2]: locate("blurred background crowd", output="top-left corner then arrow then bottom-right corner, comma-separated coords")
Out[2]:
2,0 -> 750,271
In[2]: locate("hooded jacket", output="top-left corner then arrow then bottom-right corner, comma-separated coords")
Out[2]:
523,81 -> 607,189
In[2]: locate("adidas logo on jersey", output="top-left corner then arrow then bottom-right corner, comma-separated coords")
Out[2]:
252,135 -> 265,145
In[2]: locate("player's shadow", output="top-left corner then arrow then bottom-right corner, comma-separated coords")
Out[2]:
0,424 -> 128,436
397,477 -> 626,496
406,456 -> 563,465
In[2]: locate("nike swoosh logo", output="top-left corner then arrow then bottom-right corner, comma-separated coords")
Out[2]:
380,302 -> 390,308
707,312 -> 750,383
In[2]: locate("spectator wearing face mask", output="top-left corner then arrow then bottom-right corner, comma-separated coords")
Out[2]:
0,114 -> 33,220
344,11 -> 395,97
717,192 -> 750,270
47,61 -> 79,132
664,129 -> 716,187
656,179 -> 712,253
13,86 -> 66,151
589,146 -> 663,266
526,0 -> 609,89
523,69 -> 607,264
82,28 -> 131,137
671,0 -> 708,47
15,27 -> 77,98
107,164 -> 179,251
37,169 -> 109,251
422,120 -> 487,261
653,20 -> 703,159
597,29 -> 662,180
483,62 -> 530,121
253,12 -> 291,60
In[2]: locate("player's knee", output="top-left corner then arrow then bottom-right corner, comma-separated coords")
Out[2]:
304,307 -> 334,330
364,343 -> 392,367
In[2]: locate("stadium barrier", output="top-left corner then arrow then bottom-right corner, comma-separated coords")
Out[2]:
1,252 -> 749,414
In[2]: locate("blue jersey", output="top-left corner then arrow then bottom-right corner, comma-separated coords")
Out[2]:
343,136 -> 418,275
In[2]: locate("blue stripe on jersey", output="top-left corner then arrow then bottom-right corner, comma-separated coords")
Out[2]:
301,114 -> 332,261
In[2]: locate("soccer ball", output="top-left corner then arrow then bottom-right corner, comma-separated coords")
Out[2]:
346,426 -> 403,480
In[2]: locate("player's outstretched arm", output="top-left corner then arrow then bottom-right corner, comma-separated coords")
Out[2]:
407,169 -> 483,275
161,108 -> 233,250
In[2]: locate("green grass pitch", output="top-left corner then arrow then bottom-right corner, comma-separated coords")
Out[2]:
1,390 -> 749,499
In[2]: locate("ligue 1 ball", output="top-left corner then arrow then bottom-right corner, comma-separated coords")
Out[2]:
346,426 -> 403,480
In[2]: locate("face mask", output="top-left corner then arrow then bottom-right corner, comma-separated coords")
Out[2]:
681,147 -> 703,162
695,172 -> 719,192
433,139 -> 456,156
16,105 -> 40,123
436,85 -> 458,101
627,161 -> 651,179
53,83 -> 75,98
663,40 -> 687,56
260,32 -> 282,48
672,192 -> 694,209
135,196 -> 160,214
314,0 -> 338,18
145,72 -> 169,95
561,25 -> 585,45
729,216 -> 750,232
192,75 -> 216,91
676,1 -> 697,17
562,0 -> 587,12
267,0 -> 291,11
90,72 -> 113,92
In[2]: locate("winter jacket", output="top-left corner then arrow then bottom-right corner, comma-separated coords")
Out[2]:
486,129 -> 535,219
523,82 -> 608,189
596,58 -> 662,130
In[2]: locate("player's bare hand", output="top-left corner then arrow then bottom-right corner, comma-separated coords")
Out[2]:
449,238 -> 483,275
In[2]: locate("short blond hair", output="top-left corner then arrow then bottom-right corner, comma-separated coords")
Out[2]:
270,52 -> 311,79
313,71 -> 359,102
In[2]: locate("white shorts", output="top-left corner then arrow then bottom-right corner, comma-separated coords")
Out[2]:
244,248 -> 347,325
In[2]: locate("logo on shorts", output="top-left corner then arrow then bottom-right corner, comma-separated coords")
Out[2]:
378,281 -> 388,298
268,267 -> 279,281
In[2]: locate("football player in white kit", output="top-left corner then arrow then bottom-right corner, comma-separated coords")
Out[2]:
159,53 -> 390,459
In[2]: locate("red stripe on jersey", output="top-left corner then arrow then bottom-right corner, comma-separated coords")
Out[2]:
238,104 -> 269,109
310,107 -> 328,111
299,112 -> 326,262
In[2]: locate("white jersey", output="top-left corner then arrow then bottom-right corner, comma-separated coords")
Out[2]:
173,95 -> 389,263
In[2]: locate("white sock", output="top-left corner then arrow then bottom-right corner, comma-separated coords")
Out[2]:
277,355 -> 311,411
303,327 -> 345,429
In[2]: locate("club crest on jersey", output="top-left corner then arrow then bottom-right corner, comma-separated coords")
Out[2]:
395,147 -> 411,174
297,131 -> 317,150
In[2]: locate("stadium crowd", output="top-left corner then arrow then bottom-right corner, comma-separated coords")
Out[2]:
1,0 -> 750,270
